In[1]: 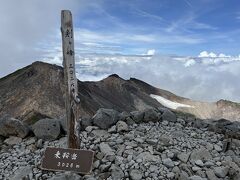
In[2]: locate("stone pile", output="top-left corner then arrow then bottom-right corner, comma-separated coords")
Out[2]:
0,107 -> 240,179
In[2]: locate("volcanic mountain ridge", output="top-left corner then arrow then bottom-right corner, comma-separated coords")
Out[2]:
0,61 -> 239,124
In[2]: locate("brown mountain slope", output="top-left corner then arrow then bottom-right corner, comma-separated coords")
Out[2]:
0,61 -> 239,123
130,78 -> 240,121
0,61 -> 162,123
0,62 -> 65,124
77,73 -> 162,116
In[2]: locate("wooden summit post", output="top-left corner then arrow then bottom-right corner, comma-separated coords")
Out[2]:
40,11 -> 94,174
61,10 -> 80,149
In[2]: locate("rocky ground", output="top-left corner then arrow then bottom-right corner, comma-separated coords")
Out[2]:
0,108 -> 240,180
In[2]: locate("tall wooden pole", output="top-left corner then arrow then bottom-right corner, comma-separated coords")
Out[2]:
61,10 -> 80,149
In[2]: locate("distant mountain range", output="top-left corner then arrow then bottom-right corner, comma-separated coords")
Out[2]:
0,61 -> 239,124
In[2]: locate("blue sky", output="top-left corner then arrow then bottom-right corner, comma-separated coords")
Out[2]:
68,0 -> 240,56
0,0 -> 240,102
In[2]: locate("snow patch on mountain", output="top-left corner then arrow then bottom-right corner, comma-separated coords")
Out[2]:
150,94 -> 194,109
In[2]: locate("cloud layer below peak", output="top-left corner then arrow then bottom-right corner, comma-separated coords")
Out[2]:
43,49 -> 240,103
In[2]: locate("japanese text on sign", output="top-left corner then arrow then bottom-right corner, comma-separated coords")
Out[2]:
41,147 -> 94,174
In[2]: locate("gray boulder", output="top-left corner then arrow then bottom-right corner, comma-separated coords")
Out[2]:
125,117 -> 135,125
161,109 -> 177,122
224,121 -> 240,139
91,129 -> 110,139
163,158 -> 175,168
32,118 -> 61,141
143,108 -> 161,122
177,171 -> 189,180
208,119 -> 240,139
136,152 -> 160,162
177,152 -> 191,163
116,121 -> 128,132
0,135 -> 4,146
110,165 -> 124,180
157,107 -> 167,113
59,117 -> 67,133
80,117 -> 93,130
92,108 -> 119,129
214,166 -> 229,178
158,134 -> 172,147
193,118 -> 210,129
206,170 -> 218,180
4,136 -> 22,145
99,142 -> 115,156
130,108 -> 161,123
208,118 -> 231,134
119,111 -> 135,125
129,169 -> 143,180
188,175 -> 207,180
49,172 -> 82,180
130,110 -> 144,123
36,139 -> 43,149
0,115 -> 29,138
11,166 -> 32,180
190,148 -> 212,161
118,111 -> 131,121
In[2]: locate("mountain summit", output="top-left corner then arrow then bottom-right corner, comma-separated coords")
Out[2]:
0,61 -> 239,123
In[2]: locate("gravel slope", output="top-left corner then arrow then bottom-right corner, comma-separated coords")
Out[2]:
1,118 -> 240,180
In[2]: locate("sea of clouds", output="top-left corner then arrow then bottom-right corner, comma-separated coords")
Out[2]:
44,50 -> 240,103
0,1 -> 238,103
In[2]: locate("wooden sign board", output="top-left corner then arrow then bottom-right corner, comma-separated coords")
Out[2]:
41,147 -> 94,174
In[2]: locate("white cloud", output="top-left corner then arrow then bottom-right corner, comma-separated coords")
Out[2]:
75,28 -> 202,46
128,34 -> 156,43
0,1 -> 208,78
198,51 -> 232,58
147,49 -> 156,56
184,59 -> 196,67
219,53 -> 231,58
133,8 -> 163,21
67,53 -> 239,102
41,42 -> 240,102
0,1 -> 239,104
196,51 -> 240,66
166,13 -> 217,34
0,0 -> 87,77
198,51 -> 208,57
198,51 -> 217,58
